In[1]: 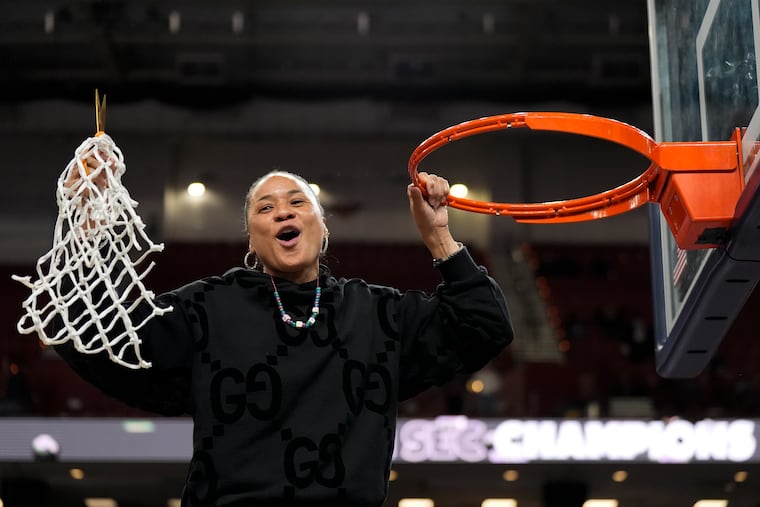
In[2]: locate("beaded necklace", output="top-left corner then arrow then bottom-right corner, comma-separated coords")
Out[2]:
270,275 -> 321,329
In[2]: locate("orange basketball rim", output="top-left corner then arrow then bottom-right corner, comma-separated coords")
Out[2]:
408,112 -> 745,250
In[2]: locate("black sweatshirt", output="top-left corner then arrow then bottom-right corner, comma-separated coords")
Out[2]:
55,247 -> 513,506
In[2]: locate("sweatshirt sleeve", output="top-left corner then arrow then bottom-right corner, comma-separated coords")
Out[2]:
396,247 -> 514,401
53,289 -> 197,416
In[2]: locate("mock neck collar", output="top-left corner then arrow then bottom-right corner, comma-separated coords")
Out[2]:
231,264 -> 332,291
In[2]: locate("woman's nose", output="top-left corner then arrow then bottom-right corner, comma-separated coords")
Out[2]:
274,206 -> 295,221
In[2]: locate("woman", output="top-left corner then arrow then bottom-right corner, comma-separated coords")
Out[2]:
55,169 -> 514,507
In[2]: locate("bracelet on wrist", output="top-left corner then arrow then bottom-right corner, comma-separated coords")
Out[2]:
432,242 -> 464,267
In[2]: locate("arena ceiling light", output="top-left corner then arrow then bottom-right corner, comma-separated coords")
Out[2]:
398,499 -> 434,507
583,501 -> 618,507
482,500 -> 517,507
187,182 -> 206,198
501,469 -> 519,481
449,183 -> 469,198
85,499 -> 117,507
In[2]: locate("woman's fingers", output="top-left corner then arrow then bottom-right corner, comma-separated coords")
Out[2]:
418,172 -> 450,208
64,150 -> 114,192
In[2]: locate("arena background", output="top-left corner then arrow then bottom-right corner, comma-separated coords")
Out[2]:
1,1 -> 759,506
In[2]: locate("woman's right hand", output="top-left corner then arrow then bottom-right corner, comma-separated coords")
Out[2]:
63,150 -> 114,193
62,150 -> 116,231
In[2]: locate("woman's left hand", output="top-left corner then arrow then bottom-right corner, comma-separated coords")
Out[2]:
407,172 -> 450,229
407,172 -> 461,260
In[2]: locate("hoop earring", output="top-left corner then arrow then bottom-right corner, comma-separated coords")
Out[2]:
244,251 -> 260,270
320,236 -> 329,255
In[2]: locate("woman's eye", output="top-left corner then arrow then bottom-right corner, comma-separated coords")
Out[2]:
258,205 -> 272,213
292,199 -> 305,206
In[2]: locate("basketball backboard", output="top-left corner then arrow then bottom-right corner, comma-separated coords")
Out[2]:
648,0 -> 760,377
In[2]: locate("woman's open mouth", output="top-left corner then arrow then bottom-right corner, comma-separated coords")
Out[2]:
276,227 -> 301,246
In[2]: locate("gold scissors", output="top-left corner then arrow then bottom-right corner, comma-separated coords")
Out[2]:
84,89 -> 108,175
94,88 -> 107,135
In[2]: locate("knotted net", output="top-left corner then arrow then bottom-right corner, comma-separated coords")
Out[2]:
13,133 -> 171,369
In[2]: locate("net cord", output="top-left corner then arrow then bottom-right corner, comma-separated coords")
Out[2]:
13,134 -> 172,369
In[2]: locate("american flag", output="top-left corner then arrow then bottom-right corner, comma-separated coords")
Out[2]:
673,247 -> 687,286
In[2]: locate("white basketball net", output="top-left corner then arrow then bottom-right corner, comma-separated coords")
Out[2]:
13,133 -> 172,369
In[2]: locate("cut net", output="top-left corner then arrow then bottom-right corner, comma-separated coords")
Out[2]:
13,133 -> 172,369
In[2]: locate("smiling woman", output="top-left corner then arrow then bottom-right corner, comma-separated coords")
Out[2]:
48,162 -> 514,506
244,172 -> 328,284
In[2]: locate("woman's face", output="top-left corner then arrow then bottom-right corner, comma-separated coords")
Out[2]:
246,175 -> 326,283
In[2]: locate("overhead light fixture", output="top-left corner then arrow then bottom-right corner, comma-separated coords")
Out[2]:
482,13 -> 496,34
502,469 -> 519,482
69,468 -> 85,480
398,500 -> 434,507
309,183 -> 321,197
169,11 -> 181,33
187,182 -> 206,198
85,499 -> 117,507
449,183 -> 469,198
582,501 -> 618,507
611,470 -> 628,482
357,12 -> 370,35
693,501 -> 728,507
467,378 -> 485,393
167,499 -> 181,507
43,11 -> 55,33
482,500 -> 517,507
734,470 -> 748,482
231,11 -> 244,34
388,469 -> 398,481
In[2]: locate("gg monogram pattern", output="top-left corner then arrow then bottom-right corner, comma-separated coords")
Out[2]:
55,248 -> 513,507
